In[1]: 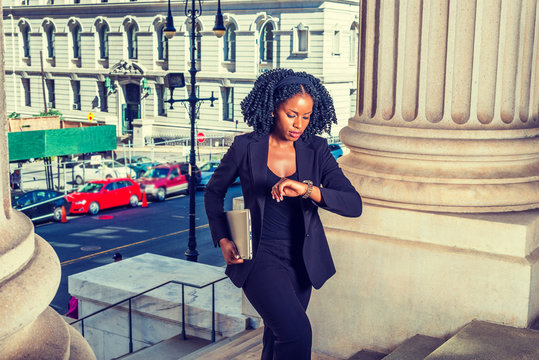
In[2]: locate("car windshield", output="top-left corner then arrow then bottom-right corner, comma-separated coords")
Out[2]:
79,183 -> 104,193
143,168 -> 169,178
200,162 -> 217,172
134,156 -> 152,163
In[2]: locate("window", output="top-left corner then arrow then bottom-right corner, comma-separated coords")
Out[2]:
293,24 -> 309,54
72,80 -> 81,110
224,23 -> 236,61
98,81 -> 108,112
46,79 -> 55,108
126,23 -> 138,59
222,87 -> 234,121
72,24 -> 81,59
333,29 -> 341,55
156,84 -> 167,116
156,24 -> 168,61
22,78 -> 31,106
350,23 -> 359,64
170,168 -> 179,178
45,25 -> 55,58
260,22 -> 273,62
21,24 -> 31,58
98,24 -> 109,60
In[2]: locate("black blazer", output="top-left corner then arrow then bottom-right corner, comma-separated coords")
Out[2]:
204,132 -> 362,289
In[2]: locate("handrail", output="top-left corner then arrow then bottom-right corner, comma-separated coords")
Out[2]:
69,276 -> 228,355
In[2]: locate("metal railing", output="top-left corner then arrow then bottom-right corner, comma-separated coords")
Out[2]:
69,276 -> 228,356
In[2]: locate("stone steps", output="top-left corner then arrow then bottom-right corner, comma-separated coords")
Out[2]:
115,319 -> 539,359
115,333 -> 211,360
353,320 -> 539,360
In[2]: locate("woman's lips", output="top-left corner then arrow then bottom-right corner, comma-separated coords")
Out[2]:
289,131 -> 302,138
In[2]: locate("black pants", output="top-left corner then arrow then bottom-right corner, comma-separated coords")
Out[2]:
243,240 -> 312,360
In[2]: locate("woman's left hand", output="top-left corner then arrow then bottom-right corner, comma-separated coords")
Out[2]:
271,178 -> 308,202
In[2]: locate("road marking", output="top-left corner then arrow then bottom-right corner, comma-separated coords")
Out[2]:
60,224 -> 209,266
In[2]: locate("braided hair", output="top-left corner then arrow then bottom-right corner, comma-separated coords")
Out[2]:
240,68 -> 337,138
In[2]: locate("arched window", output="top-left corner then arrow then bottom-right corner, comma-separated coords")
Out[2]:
126,23 -> 138,59
259,22 -> 273,62
156,24 -> 168,61
224,23 -> 236,61
98,23 -> 109,60
21,24 -> 31,58
349,23 -> 359,64
44,24 -> 55,58
71,24 -> 81,58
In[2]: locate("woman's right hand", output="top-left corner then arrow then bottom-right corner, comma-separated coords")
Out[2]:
219,238 -> 244,265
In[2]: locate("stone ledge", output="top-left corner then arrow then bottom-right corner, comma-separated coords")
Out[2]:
321,203 -> 539,259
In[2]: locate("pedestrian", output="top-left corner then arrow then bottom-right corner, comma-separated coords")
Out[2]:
204,68 -> 362,360
10,169 -> 21,190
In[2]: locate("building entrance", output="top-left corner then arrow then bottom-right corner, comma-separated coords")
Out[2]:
122,83 -> 141,135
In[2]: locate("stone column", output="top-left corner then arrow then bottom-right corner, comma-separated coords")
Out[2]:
309,0 -> 539,357
340,0 -> 539,213
0,7 -> 96,359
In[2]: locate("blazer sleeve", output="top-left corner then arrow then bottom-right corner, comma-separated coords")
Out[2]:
204,139 -> 241,247
317,140 -> 362,217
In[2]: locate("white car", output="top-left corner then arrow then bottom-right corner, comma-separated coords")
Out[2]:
73,161 -> 136,185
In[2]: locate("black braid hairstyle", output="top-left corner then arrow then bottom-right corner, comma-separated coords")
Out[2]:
240,68 -> 337,138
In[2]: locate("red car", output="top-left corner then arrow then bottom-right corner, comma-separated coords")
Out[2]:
136,163 -> 201,201
66,178 -> 142,215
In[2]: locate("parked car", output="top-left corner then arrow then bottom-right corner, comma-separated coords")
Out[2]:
136,162 -> 201,201
116,156 -> 162,178
11,189 -> 70,223
329,143 -> 343,160
198,160 -> 239,189
66,178 -> 142,215
73,160 -> 136,185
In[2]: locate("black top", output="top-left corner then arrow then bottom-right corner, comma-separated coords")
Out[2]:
260,168 -> 304,243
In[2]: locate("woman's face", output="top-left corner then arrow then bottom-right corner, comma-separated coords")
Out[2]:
271,92 -> 313,142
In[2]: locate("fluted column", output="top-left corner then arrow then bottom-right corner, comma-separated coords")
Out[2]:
0,6 -> 95,359
340,0 -> 539,212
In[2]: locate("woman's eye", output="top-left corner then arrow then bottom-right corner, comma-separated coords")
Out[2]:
287,113 -> 296,118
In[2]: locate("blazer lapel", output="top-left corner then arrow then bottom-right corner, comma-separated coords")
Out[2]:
248,134 -> 269,224
295,137 -> 314,233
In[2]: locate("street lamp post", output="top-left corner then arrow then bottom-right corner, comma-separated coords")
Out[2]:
164,0 -> 225,262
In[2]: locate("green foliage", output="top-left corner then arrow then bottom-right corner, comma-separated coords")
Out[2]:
8,112 -> 21,119
33,109 -> 64,120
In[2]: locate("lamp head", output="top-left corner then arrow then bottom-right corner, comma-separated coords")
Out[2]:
164,18 -> 176,39
213,0 -> 226,38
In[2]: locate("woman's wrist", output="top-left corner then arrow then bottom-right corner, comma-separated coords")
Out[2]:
301,180 -> 314,199
219,238 -> 230,247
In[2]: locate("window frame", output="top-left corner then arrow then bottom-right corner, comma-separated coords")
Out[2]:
21,25 -> 31,58
223,23 -> 236,62
22,78 -> 31,107
71,24 -> 81,59
222,87 -> 234,122
126,23 -> 139,60
45,25 -> 55,59
71,80 -> 81,110
259,22 -> 274,63
98,24 -> 109,60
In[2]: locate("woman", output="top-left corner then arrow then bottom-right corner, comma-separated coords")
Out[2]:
204,68 -> 362,359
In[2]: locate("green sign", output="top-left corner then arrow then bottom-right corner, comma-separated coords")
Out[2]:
8,125 -> 117,161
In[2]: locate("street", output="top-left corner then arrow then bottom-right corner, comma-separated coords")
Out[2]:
35,184 -> 243,315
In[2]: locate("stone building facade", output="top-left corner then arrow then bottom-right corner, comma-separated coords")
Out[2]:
3,0 -> 359,143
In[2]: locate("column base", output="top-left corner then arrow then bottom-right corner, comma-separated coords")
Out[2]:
308,204 -> 539,357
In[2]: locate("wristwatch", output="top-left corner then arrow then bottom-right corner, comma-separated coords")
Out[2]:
302,180 -> 313,199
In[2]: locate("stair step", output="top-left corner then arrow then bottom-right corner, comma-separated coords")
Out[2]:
348,349 -> 388,360
180,327 -> 264,360
383,335 -> 445,360
116,334 -> 210,360
425,320 -> 539,360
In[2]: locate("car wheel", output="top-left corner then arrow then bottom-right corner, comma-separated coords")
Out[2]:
88,201 -> 100,215
75,176 -> 83,185
129,194 -> 139,207
106,174 -> 112,179
53,207 -> 63,222
156,187 -> 166,201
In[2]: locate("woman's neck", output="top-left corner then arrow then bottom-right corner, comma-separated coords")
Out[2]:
269,133 -> 295,149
